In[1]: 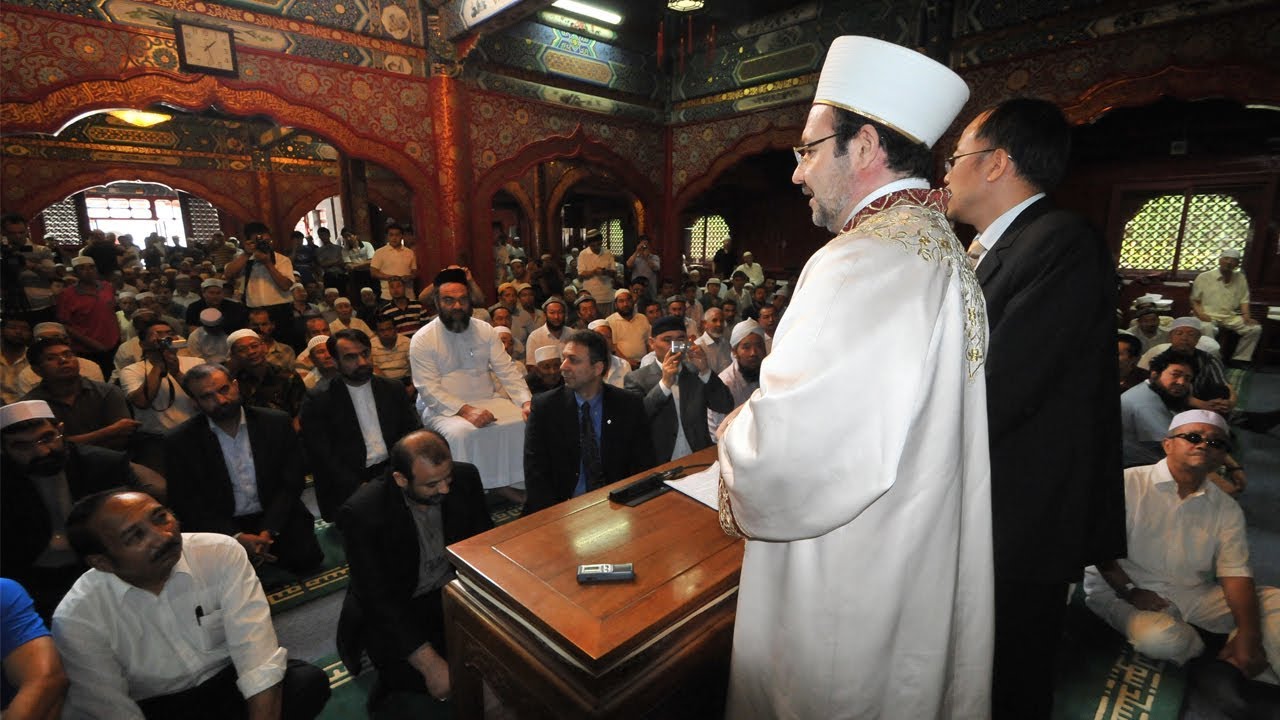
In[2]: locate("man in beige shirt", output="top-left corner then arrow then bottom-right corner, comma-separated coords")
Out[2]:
1190,247 -> 1259,364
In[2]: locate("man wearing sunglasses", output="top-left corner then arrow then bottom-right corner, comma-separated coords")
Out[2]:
1084,410 -> 1280,694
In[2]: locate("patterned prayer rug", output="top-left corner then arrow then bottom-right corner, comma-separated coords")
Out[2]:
264,520 -> 349,614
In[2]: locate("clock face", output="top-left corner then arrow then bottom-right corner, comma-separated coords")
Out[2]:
177,23 -> 237,76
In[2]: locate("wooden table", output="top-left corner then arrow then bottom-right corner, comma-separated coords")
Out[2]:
445,447 -> 743,719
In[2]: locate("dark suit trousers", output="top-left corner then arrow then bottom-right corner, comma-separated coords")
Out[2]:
366,588 -> 446,696
992,578 -> 1069,720
234,511 -> 323,575
138,658 -> 330,720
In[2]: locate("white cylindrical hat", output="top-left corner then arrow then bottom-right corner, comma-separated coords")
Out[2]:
494,325 -> 512,337
587,319 -> 609,331
533,345 -> 561,364
1169,316 -> 1201,332
813,36 -> 970,148
307,335 -> 329,353
1168,410 -> 1229,434
227,329 -> 260,347
0,400 -> 56,430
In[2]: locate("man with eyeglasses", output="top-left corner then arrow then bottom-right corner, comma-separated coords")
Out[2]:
1083,410 -> 1280,693
0,400 -> 135,618
716,36 -> 992,719
944,97 -> 1125,717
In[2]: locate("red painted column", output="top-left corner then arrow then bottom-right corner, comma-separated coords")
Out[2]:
426,73 -> 475,281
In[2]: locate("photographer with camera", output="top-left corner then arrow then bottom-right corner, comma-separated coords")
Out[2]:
223,222 -> 295,346
625,235 -> 660,294
119,316 -> 202,444
624,314 -> 733,462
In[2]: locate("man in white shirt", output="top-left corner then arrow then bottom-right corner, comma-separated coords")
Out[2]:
222,223 -> 294,341
119,318 -> 201,436
328,297 -> 373,338
370,223 -> 416,300
576,230 -> 615,316
52,489 -> 329,719
586,320 -> 630,388
707,318 -> 767,437
732,250 -> 765,286
1084,410 -> 1280,685
410,269 -> 532,504
524,296 -> 569,369
605,288 -> 650,369
625,236 -> 660,291
693,307 -> 732,374
1191,248 -> 1261,365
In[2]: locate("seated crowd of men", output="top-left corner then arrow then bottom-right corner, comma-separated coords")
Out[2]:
0,217 -> 788,717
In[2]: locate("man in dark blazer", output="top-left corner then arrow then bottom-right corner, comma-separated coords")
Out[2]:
336,429 -> 492,705
524,329 -> 655,514
1,399 -> 135,617
165,363 -> 322,575
625,314 -> 734,462
300,329 -> 420,521
945,97 -> 1125,719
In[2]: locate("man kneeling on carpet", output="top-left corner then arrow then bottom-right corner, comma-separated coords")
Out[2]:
1084,410 -> 1280,688
51,488 -> 331,719
336,429 -> 493,706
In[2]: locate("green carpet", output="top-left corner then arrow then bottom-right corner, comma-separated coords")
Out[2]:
263,520 -> 349,614
1052,589 -> 1186,719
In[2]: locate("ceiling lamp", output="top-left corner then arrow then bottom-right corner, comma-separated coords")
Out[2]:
551,0 -> 622,25
667,0 -> 704,10
106,110 -> 172,128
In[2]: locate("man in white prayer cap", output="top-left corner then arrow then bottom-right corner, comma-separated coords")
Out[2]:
707,318 -> 767,438
1191,247 -> 1261,365
717,36 -> 992,719
524,344 -> 563,394
586,320 -> 629,388
1084,410 -> 1280,688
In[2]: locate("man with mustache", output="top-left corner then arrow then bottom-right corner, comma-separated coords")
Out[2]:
410,268 -> 532,505
0,400 -> 135,618
164,363 -> 322,576
707,318 -> 768,438
336,430 -> 492,707
51,489 -> 330,719
301,329 -> 421,521
1121,349 -> 1197,467
604,288 -> 650,369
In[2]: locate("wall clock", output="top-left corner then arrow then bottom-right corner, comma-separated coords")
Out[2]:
175,21 -> 239,77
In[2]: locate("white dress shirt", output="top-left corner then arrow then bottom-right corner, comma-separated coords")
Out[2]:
209,408 -> 262,517
52,533 -> 288,719
970,193 -> 1045,269
347,380 -> 388,467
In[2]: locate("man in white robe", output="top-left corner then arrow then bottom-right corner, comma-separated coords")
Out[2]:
717,36 -> 992,719
707,319 -> 767,438
411,269 -> 531,503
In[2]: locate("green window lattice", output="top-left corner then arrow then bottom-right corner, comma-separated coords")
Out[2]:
689,215 -> 729,263
1119,193 -> 1250,273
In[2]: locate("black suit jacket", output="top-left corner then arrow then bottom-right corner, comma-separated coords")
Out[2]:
337,464 -> 492,667
625,362 -> 734,462
164,405 -> 307,537
523,383 -> 655,514
299,375 -> 421,521
1,443 -> 133,584
976,198 -> 1125,583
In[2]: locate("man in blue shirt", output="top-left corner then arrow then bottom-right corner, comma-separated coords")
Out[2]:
1,578 -> 67,716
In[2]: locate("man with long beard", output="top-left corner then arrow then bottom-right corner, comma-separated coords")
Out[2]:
410,269 -> 532,504
604,288 -> 649,369
523,296 -> 569,370
707,318 -> 767,437
1121,349 -> 1196,467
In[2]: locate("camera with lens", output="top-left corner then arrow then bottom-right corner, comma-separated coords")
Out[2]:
670,339 -> 690,355
159,336 -> 187,351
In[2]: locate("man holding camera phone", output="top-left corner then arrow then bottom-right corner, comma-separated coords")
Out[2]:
223,222 -> 295,343
624,314 -> 733,462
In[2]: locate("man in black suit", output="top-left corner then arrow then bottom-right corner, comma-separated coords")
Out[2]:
300,328 -> 420,521
625,314 -> 734,462
524,329 -> 654,514
336,429 -> 493,705
0,399 -> 135,617
945,97 -> 1125,718
165,363 -> 322,575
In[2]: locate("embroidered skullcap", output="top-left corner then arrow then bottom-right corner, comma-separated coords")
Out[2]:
227,329 -> 260,347
306,335 -> 329,353
588,319 -> 609,331
201,278 -> 225,289
533,345 -> 560,364
498,282 -> 516,294
813,36 -> 969,148
730,319 -> 767,348
515,282 -> 533,292
70,256 -> 95,267
541,296 -> 566,311
651,315 -> 685,336
0,400 -> 56,430
1168,410 -> 1229,434
32,322 -> 66,338
1169,316 -> 1201,332
494,325 -> 512,337
1220,248 -> 1242,259
575,294 -> 595,307
199,308 -> 223,326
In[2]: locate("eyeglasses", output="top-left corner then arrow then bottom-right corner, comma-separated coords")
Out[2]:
8,431 -> 63,452
793,133 -> 838,164
943,148 -> 1007,174
1168,432 -> 1231,452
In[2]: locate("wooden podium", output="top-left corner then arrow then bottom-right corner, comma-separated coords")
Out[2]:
445,446 -> 744,719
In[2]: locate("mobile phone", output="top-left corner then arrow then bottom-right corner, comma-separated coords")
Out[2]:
576,563 -> 635,583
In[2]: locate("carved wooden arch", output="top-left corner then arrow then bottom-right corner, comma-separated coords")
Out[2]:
1061,64 -> 1280,125
469,126 -> 661,293
367,186 -> 412,227
498,181 -> 536,233
280,180 -> 342,237
543,165 -> 640,235
1,73 -> 430,214
20,167 -> 254,225
671,125 -> 801,219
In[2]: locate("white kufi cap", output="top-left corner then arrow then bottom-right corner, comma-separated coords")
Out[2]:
0,400 -> 56,430
226,329 -> 260,346
587,319 -> 609,331
533,345 -> 561,364
1168,410 -> 1229,434
306,335 -> 329,353
813,36 -> 970,148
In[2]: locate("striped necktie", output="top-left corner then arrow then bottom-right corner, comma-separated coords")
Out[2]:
966,237 -> 984,269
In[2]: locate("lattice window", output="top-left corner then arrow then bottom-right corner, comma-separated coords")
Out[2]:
1119,193 -> 1250,273
597,219 -> 624,257
39,196 -> 80,247
185,196 -> 221,245
688,214 -> 729,263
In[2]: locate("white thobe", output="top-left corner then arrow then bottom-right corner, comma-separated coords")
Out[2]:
719,197 -> 994,719
410,318 -> 532,489
708,360 -> 757,438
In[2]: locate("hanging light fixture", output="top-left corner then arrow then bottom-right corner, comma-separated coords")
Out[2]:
106,110 -> 172,128
667,0 -> 704,11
